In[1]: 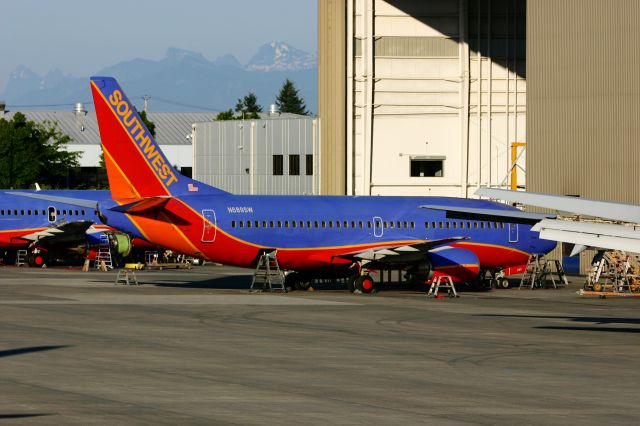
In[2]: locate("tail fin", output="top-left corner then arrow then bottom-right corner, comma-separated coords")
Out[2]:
90,76 -> 227,200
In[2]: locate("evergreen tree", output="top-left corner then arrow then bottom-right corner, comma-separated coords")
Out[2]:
275,79 -> 308,115
235,92 -> 262,119
215,109 -> 236,121
0,113 -> 80,188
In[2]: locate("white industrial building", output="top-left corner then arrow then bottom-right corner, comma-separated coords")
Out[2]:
192,115 -> 321,195
319,0 -> 526,197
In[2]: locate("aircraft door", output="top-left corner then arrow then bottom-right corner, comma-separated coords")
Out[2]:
47,206 -> 56,223
509,223 -> 518,243
373,216 -> 383,238
201,209 -> 216,243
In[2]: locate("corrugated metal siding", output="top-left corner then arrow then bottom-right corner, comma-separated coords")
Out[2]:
318,0 -> 347,195
2,110 -> 215,145
528,0 -> 640,204
375,36 -> 459,57
193,118 -> 320,195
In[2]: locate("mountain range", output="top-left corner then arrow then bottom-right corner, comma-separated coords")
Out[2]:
1,42 -> 317,113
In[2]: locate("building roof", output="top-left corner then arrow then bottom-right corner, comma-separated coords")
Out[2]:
1,110 -> 218,146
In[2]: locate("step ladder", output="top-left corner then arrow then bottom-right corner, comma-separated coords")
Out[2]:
427,275 -> 458,298
546,260 -> 569,289
520,254 -> 545,289
115,269 -> 139,286
250,251 -> 286,292
94,234 -> 113,270
15,249 -> 28,267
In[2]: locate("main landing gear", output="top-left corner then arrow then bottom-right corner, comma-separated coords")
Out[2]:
349,274 -> 376,294
284,272 -> 313,291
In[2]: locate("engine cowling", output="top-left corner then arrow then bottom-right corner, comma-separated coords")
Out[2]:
428,247 -> 481,283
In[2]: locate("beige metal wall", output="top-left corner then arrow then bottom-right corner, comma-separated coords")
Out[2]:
318,0 -> 347,195
527,0 -> 640,204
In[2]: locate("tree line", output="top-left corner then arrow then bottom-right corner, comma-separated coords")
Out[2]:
216,78 -> 308,120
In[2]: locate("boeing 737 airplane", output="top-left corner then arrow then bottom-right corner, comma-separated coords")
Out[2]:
476,188 -> 640,254
11,77 -> 557,292
0,190 -> 133,266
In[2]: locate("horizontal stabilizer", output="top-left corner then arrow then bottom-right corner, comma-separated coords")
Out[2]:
109,196 -> 172,214
419,204 -> 555,222
5,191 -> 98,209
532,219 -> 640,253
476,188 -> 640,223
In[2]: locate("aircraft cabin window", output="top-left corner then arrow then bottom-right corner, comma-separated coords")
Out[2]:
247,221 -> 252,228
299,221 -> 305,228
34,210 -> 38,215
495,222 -> 499,229
501,223 -> 505,229
367,221 -> 371,228
321,221 -> 326,228
292,221 -> 297,228
460,222 -> 464,229
411,222 -> 415,228
481,222 -> 485,229
1,210 -> 4,215
262,221 -> 267,228
425,222 -> 429,229
314,221 -> 319,228
7,210 -> 11,216
42,210 -> 46,215
336,221 -> 341,228
398,221 -> 402,228
56,210 -> 60,215
270,221 -> 274,228
467,222 -> 471,228
239,221 -> 244,228
474,222 -> 478,229
231,221 -> 236,228
343,221 -> 349,228
254,220 -> 259,228
453,222 -> 457,229
21,210 -> 24,215
82,210 -> 85,215
351,221 -> 356,228
28,210 -> 32,215
277,221 -> 282,228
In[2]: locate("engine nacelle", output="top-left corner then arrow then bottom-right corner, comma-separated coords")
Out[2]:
428,247 -> 481,283
407,259 -> 434,282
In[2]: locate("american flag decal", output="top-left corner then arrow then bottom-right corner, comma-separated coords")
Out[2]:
188,183 -> 199,192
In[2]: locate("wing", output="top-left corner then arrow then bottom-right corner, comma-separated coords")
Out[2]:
475,188 -> 640,223
19,220 -> 95,245
419,204 -> 554,223
532,219 -> 640,254
336,237 -> 469,264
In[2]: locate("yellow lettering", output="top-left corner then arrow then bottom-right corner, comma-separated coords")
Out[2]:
165,172 -> 178,187
108,90 -> 122,106
151,155 -> 163,174
116,100 -> 129,117
134,130 -> 148,143
142,142 -> 156,157
161,164 -> 172,180
123,110 -> 136,126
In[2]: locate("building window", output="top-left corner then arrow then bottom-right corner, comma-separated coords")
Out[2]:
306,154 -> 313,175
410,159 -> 444,177
289,155 -> 300,175
273,155 -> 284,176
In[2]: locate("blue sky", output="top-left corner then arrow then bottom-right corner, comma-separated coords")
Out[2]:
0,0 -> 317,89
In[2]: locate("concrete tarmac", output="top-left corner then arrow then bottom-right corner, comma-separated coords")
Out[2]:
1,265 -> 639,425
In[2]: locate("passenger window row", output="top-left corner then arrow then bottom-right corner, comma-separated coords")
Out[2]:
229,219 -> 505,230
0,209 -> 86,216
424,221 -> 506,230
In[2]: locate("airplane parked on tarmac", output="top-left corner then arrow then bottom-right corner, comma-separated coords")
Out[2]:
476,188 -> 640,254
0,189 -> 134,266
11,77 -> 558,292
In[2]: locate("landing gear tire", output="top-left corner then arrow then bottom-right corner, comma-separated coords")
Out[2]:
498,277 -> 510,289
354,275 -> 376,294
346,275 -> 357,292
284,272 -> 300,292
28,253 -> 46,268
295,280 -> 312,291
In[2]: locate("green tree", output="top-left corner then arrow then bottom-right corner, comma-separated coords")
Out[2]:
235,92 -> 262,119
215,109 -> 237,121
0,112 -> 80,188
276,79 -> 308,115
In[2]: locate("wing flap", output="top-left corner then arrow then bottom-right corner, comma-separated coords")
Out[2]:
533,219 -> 640,253
476,188 -> 640,223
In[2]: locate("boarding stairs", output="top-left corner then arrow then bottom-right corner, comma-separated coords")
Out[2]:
250,250 -> 286,293
426,275 -> 458,298
520,254 -> 568,289
94,234 -> 113,270
15,249 -> 28,267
